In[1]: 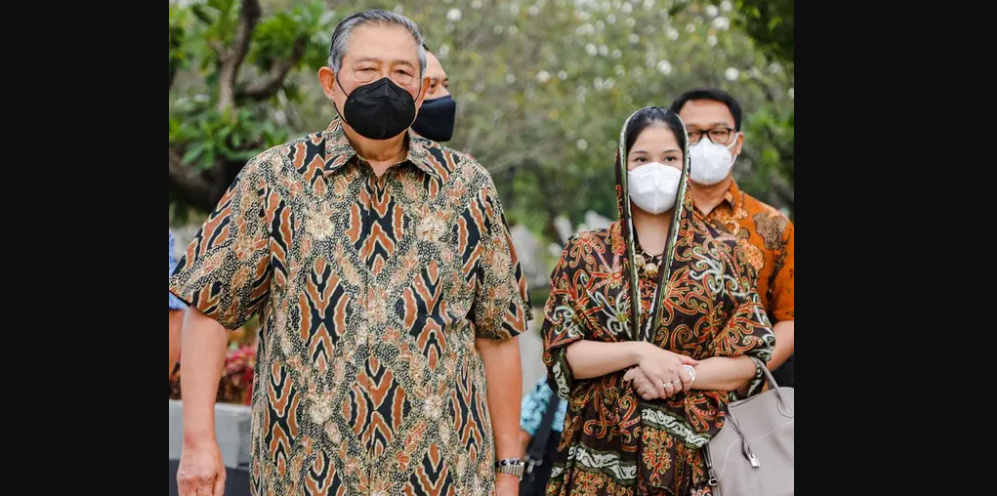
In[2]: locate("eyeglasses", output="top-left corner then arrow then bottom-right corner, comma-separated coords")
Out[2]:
688,127 -> 736,145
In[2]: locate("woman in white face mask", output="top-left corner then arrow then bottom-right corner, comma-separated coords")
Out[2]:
541,107 -> 774,496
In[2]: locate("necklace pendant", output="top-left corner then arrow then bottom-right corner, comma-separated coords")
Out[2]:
645,262 -> 659,278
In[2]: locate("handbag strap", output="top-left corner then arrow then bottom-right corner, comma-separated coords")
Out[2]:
760,364 -> 793,418
526,389 -> 562,473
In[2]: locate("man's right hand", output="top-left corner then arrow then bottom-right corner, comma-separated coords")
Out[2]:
177,440 -> 226,496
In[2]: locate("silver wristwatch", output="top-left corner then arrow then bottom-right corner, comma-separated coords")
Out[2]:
495,458 -> 525,480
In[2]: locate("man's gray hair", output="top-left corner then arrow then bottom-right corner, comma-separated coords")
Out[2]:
328,10 -> 427,78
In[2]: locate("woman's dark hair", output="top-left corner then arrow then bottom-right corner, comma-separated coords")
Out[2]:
624,106 -> 688,155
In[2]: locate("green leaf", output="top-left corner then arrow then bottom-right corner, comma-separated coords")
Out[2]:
183,145 -> 205,165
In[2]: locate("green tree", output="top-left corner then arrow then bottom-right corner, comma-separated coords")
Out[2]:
169,0 -> 334,216
735,0 -> 793,64
170,0 -> 794,229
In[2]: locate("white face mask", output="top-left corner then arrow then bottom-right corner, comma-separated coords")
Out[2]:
628,163 -> 683,215
690,136 -> 738,186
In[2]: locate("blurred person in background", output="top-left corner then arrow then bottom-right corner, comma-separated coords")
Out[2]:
169,230 -> 185,379
412,44 -> 456,143
518,376 -> 566,495
671,88 -> 795,388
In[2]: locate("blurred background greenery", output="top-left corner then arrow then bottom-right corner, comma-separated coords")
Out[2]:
169,0 -> 793,246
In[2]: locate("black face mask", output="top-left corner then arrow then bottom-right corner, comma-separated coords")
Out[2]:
336,77 -> 418,140
412,95 -> 457,142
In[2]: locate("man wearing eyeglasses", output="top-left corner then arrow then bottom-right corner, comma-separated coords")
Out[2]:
671,88 -> 796,389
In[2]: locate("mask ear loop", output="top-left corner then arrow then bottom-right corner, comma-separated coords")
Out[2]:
333,75 -> 353,127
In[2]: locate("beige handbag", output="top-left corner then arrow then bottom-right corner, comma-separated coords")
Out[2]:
705,367 -> 794,496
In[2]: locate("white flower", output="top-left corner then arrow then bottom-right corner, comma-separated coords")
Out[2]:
306,210 -> 335,239
622,2 -> 634,14
492,252 -> 512,281
667,27 -> 680,40
613,49 -> 623,59
325,423 -> 342,445
708,36 -> 718,47
788,88 -> 795,100
447,8 -> 462,22
599,45 -> 609,56
558,71 -> 569,80
721,0 -> 734,13
529,5 -> 541,15
686,23 -> 697,33
725,68 -> 741,81
537,70 -> 551,83
713,17 -> 731,31
424,395 -> 444,420
629,33 -> 641,44
657,60 -> 673,75
418,215 -> 448,242
309,402 -> 334,425
706,5 -> 719,17
509,25 -> 519,35
577,139 -> 589,151
506,74 -> 517,84
607,14 -> 617,24
586,44 -> 598,56
494,25 -> 504,34
472,0 -> 484,9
